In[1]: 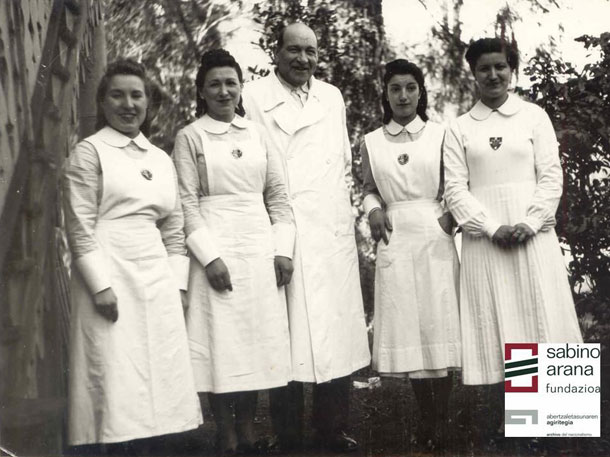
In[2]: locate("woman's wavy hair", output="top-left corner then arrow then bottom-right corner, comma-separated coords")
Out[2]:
382,59 -> 429,124
195,49 -> 245,118
465,37 -> 520,74
95,59 -> 151,135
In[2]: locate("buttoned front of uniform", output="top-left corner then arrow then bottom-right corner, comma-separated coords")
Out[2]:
243,73 -> 370,383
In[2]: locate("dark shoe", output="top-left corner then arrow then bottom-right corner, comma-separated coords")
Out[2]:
261,434 -> 302,454
254,436 -> 280,455
236,440 -> 274,455
412,421 -> 433,451
218,447 -> 238,456
236,442 -> 255,455
215,436 -> 238,456
319,431 -> 359,453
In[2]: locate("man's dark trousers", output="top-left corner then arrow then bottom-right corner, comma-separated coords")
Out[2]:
269,375 -> 351,448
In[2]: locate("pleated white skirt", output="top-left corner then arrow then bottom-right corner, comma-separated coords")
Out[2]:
460,183 -> 582,385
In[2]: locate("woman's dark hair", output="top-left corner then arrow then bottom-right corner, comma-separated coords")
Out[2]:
95,59 -> 151,135
195,49 -> 245,118
382,59 -> 429,124
465,37 -> 520,74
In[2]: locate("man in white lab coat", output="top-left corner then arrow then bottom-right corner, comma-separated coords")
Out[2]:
242,23 -> 370,452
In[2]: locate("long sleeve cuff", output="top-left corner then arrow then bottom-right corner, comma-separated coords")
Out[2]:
168,255 -> 190,290
74,249 -> 112,294
363,193 -> 383,216
274,222 -> 296,258
522,215 -> 544,234
186,226 -> 220,267
482,219 -> 502,239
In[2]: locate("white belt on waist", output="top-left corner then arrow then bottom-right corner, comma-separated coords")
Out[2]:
199,192 -> 263,205
386,199 -> 440,211
96,217 -> 158,229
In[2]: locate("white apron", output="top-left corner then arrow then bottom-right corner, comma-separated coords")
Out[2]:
68,135 -> 202,446
365,123 -> 461,375
185,128 -> 291,393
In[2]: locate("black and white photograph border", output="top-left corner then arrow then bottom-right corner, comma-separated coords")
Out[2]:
0,0 -> 608,456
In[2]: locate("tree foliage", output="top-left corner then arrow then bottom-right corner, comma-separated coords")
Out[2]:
413,0 -> 560,116
414,0 -> 473,114
105,0 -> 242,151
524,33 -> 610,344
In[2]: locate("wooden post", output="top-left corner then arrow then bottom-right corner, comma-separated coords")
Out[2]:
79,18 -> 106,139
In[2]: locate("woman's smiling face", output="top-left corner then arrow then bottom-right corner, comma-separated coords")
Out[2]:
474,51 -> 512,108
101,74 -> 148,138
200,66 -> 241,122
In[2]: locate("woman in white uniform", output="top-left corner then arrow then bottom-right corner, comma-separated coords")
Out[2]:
443,38 -> 582,433
64,60 -> 202,454
173,49 -> 294,454
444,38 -> 582,384
361,59 -> 461,448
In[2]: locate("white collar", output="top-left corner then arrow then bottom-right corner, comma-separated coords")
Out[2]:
385,116 -> 426,136
96,126 -> 151,150
469,92 -> 523,121
196,114 -> 248,134
264,71 -> 321,111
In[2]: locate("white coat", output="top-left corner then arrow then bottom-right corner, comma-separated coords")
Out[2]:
242,73 -> 371,383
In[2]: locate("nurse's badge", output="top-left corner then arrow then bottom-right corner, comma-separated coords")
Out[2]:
140,169 -> 153,180
397,153 -> 409,165
489,137 -> 503,150
231,148 -> 243,159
